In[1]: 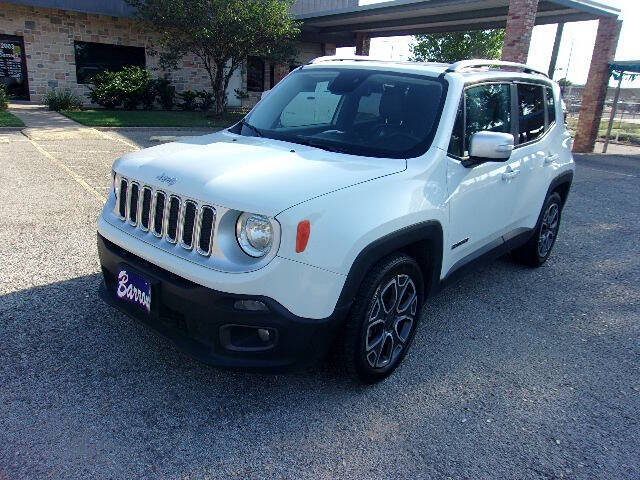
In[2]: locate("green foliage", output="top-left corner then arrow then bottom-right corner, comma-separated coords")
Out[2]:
196,90 -> 215,111
411,29 -> 505,63
126,0 -> 300,114
154,76 -> 176,110
557,78 -> 573,87
44,88 -> 84,111
0,86 -> 8,110
180,90 -> 198,111
88,66 -> 152,109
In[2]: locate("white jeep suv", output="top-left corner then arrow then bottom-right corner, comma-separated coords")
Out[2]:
98,58 -> 574,383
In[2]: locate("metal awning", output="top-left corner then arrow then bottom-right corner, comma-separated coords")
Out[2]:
298,0 -> 622,46
610,60 -> 640,75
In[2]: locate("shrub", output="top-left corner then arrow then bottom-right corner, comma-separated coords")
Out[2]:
154,76 -> 176,110
197,90 -> 215,111
88,70 -> 121,108
180,90 -> 198,111
0,86 -> 8,110
88,66 -> 152,109
140,82 -> 156,110
44,88 -> 84,111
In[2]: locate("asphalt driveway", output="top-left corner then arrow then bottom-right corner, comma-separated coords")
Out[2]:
0,128 -> 638,479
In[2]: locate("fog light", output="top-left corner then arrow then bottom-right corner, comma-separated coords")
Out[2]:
234,299 -> 269,312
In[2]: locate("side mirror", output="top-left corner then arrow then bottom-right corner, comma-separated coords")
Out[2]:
468,131 -> 514,163
261,90 -> 271,100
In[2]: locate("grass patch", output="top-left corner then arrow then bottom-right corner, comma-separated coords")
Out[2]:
0,110 -> 25,127
60,109 -> 245,128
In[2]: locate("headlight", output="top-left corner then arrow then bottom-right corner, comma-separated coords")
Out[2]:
236,212 -> 274,257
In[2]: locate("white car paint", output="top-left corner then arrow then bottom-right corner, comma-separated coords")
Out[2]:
99,59 -> 575,319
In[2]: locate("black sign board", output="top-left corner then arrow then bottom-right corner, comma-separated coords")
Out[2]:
1,35 -> 29,100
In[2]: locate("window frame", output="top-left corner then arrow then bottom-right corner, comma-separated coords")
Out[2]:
247,56 -> 265,93
73,40 -> 146,85
447,77 -> 557,161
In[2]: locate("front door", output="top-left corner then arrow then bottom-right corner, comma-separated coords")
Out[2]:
0,35 -> 29,100
443,82 -> 521,276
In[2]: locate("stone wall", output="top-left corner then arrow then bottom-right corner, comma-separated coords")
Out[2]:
0,2 -> 224,104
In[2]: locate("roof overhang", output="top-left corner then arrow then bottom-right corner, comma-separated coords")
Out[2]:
297,0 -> 622,47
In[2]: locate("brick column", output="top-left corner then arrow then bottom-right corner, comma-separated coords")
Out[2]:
573,17 -> 622,153
502,0 -> 539,64
355,33 -> 370,56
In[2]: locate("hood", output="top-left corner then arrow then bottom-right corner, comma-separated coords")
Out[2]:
113,131 -> 406,216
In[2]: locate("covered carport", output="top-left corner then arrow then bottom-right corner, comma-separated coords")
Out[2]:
295,0 -> 623,153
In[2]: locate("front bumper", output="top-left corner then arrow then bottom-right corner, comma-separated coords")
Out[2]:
98,234 -> 348,372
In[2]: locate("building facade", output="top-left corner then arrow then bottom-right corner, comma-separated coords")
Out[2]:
0,0 -> 351,106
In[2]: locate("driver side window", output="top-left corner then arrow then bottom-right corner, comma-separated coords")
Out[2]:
448,83 -> 512,158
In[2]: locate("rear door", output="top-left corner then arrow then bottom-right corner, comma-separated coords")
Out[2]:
444,82 -> 522,275
509,82 -> 555,232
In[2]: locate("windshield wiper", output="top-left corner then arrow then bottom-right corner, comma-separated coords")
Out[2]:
239,119 -> 263,137
295,136 -> 351,154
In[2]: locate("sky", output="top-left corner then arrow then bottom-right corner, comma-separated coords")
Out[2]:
337,0 -> 639,87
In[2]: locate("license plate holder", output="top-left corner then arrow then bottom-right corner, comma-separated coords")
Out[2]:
115,265 -> 152,314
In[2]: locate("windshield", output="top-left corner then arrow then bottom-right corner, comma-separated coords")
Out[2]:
233,68 -> 446,159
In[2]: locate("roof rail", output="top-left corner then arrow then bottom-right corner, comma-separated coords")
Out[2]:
309,55 -> 397,64
445,60 -> 548,77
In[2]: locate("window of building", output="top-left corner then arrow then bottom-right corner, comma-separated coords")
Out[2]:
74,41 -> 145,84
517,83 -> 545,143
546,87 -> 556,126
247,56 -> 265,92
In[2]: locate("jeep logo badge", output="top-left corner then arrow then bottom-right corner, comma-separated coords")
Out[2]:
156,173 -> 177,186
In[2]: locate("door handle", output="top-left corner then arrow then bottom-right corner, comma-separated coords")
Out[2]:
544,154 -> 560,165
502,169 -> 520,181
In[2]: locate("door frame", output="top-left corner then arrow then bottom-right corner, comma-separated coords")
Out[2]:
0,34 -> 30,100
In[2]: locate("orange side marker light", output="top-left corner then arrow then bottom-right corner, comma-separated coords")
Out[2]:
296,220 -> 311,253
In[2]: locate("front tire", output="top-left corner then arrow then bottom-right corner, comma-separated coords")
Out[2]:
513,191 -> 563,267
337,253 -> 424,384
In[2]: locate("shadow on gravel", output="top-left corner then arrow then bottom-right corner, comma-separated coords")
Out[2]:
1,243 -> 638,478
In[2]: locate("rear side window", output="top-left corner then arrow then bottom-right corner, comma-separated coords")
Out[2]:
518,84 -> 545,143
448,83 -> 511,157
546,87 -> 556,125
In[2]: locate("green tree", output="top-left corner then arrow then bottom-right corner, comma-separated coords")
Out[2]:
410,29 -> 505,63
127,0 -> 300,115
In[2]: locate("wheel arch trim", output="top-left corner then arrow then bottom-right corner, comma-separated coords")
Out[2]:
335,221 -> 443,312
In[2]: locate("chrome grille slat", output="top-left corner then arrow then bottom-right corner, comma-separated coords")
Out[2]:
118,178 -> 128,219
115,176 -> 216,256
197,206 -> 216,256
152,191 -> 166,237
180,200 -> 198,250
166,195 -> 181,243
140,187 -> 152,231
128,182 -> 140,226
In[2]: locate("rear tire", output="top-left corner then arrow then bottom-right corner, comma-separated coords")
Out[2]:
512,191 -> 562,267
335,253 -> 424,384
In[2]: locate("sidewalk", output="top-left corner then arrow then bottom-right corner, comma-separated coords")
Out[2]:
8,103 -> 104,140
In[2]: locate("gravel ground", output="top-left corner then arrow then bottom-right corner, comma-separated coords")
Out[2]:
0,128 -> 638,479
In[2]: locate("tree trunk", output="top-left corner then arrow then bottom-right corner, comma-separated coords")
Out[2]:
213,60 -> 227,117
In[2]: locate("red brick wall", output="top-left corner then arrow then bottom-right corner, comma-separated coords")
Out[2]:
502,0 -> 539,64
573,17 -> 622,153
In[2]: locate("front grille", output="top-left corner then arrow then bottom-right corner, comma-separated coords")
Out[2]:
114,175 -> 216,257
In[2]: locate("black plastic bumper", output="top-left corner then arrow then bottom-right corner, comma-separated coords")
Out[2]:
97,233 -> 348,372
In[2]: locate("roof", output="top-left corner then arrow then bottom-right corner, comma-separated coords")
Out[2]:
305,56 -> 554,83
610,60 -> 640,74
299,0 -> 622,46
